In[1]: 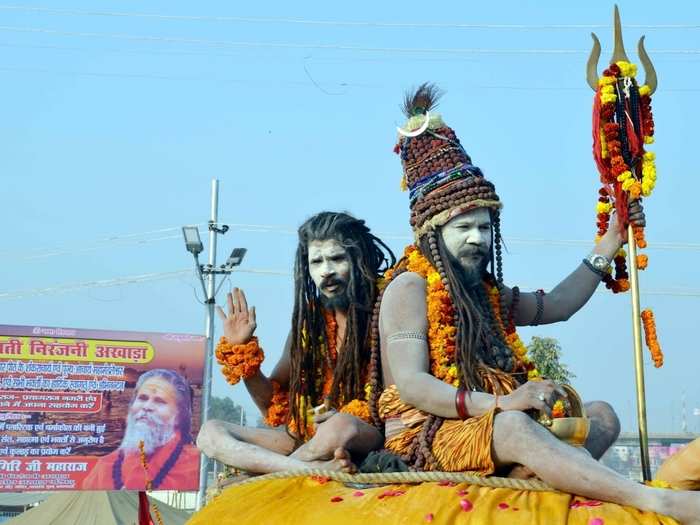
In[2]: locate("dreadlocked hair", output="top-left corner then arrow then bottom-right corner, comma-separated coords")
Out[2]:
418,210 -> 515,393
289,211 -> 396,443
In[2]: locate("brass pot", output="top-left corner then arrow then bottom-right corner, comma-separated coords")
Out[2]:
539,384 -> 590,447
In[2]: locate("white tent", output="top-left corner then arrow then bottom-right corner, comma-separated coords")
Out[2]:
7,491 -> 191,525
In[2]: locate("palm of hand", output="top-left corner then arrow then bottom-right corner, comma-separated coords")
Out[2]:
217,289 -> 257,345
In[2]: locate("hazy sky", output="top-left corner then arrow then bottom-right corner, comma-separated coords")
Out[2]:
3,0 -> 700,433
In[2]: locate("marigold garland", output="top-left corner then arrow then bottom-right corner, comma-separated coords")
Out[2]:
264,380 -> 289,427
593,60 -> 656,293
216,336 -> 264,386
263,310 -> 372,439
641,309 -> 663,368
138,440 -> 164,525
401,245 -> 538,387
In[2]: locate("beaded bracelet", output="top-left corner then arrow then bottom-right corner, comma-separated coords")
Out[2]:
215,336 -> 264,386
530,290 -> 546,326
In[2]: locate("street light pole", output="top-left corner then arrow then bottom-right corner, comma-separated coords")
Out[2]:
184,180 -> 247,510
196,179 -> 219,510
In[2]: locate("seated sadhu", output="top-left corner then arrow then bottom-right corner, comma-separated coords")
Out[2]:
369,84 -> 700,523
197,211 -> 395,473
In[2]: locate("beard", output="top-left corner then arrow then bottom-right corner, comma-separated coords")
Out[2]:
120,409 -> 176,455
444,248 -> 489,288
318,276 -> 350,311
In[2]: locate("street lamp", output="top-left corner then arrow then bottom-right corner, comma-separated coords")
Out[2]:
182,226 -> 204,256
179,180 -> 247,510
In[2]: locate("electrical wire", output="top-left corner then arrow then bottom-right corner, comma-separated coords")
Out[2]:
2,26 -> 700,55
0,6 -> 698,30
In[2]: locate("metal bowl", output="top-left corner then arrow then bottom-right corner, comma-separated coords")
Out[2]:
539,384 -> 590,446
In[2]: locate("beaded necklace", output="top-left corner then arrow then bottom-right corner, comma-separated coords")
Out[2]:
111,437 -> 184,490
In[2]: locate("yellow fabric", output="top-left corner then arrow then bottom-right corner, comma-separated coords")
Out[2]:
379,385 -> 496,474
187,477 -> 679,525
656,437 -> 700,490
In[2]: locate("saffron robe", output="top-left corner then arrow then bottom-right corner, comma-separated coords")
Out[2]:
81,433 -> 200,490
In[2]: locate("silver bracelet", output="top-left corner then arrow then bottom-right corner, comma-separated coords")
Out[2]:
387,331 -> 427,343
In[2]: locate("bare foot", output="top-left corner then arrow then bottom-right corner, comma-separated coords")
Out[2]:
309,448 -> 356,474
665,490 -> 700,525
507,464 -> 538,480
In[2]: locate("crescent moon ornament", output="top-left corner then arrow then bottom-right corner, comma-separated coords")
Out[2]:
396,111 -> 431,138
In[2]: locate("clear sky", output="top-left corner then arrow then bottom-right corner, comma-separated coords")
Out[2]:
3,1 -> 700,434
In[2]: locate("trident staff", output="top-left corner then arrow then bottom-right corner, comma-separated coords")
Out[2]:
586,5 -> 660,482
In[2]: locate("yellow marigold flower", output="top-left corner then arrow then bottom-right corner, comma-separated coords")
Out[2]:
427,272 -> 441,286
601,94 -> 617,105
447,365 -> 458,378
601,84 -> 615,94
617,248 -> 627,258
598,76 -> 616,86
528,369 -> 540,380
617,170 -> 632,182
621,178 -> 635,191
638,85 -> 651,96
644,135 -> 655,144
616,61 -> 637,77
644,151 -> 656,161
596,202 -> 613,214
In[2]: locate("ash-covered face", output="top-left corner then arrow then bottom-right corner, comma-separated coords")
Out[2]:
308,239 -> 351,310
440,207 -> 492,285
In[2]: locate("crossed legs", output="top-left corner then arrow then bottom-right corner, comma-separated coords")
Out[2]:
492,410 -> 700,525
197,413 -> 382,474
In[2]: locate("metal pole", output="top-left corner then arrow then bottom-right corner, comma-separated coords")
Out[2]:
196,178 -> 220,509
627,220 -> 651,481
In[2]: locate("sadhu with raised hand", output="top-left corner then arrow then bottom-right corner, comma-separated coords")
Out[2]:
197,211 -> 396,474
373,84 -> 700,524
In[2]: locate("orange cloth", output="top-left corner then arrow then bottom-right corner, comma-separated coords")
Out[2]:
378,385 -> 496,474
656,437 -> 700,490
81,434 -> 199,490
187,476 -> 680,525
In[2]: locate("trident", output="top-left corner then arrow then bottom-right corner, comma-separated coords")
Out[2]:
585,5 -> 657,482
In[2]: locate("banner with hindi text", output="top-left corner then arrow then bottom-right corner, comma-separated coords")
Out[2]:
0,324 -> 205,491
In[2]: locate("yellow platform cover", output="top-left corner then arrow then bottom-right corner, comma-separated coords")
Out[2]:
188,476 -> 678,525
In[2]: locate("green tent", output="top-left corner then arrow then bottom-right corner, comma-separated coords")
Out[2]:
6,491 -> 191,525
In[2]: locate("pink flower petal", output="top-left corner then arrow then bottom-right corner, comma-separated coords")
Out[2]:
425,513 -> 434,522
589,519 -> 604,525
460,499 -> 473,512
438,480 -> 457,487
498,502 -> 509,510
353,491 -> 364,497
330,496 -> 343,503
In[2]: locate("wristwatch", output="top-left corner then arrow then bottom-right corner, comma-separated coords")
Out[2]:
583,253 -> 611,277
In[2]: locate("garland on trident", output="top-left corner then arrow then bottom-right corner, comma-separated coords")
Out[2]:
592,60 -> 656,294
588,8 -> 663,369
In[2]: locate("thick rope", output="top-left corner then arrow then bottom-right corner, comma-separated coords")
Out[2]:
226,470 -> 556,492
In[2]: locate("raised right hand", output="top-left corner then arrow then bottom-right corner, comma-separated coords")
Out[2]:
216,288 -> 257,345
502,380 -> 567,417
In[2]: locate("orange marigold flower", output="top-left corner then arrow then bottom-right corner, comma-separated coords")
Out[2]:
216,337 -> 264,385
637,254 -> 649,270
641,309 -> 663,368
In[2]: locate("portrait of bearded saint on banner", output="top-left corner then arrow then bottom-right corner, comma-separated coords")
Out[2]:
82,368 -> 199,490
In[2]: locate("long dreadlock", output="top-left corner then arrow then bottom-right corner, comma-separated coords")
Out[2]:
289,211 -> 395,443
